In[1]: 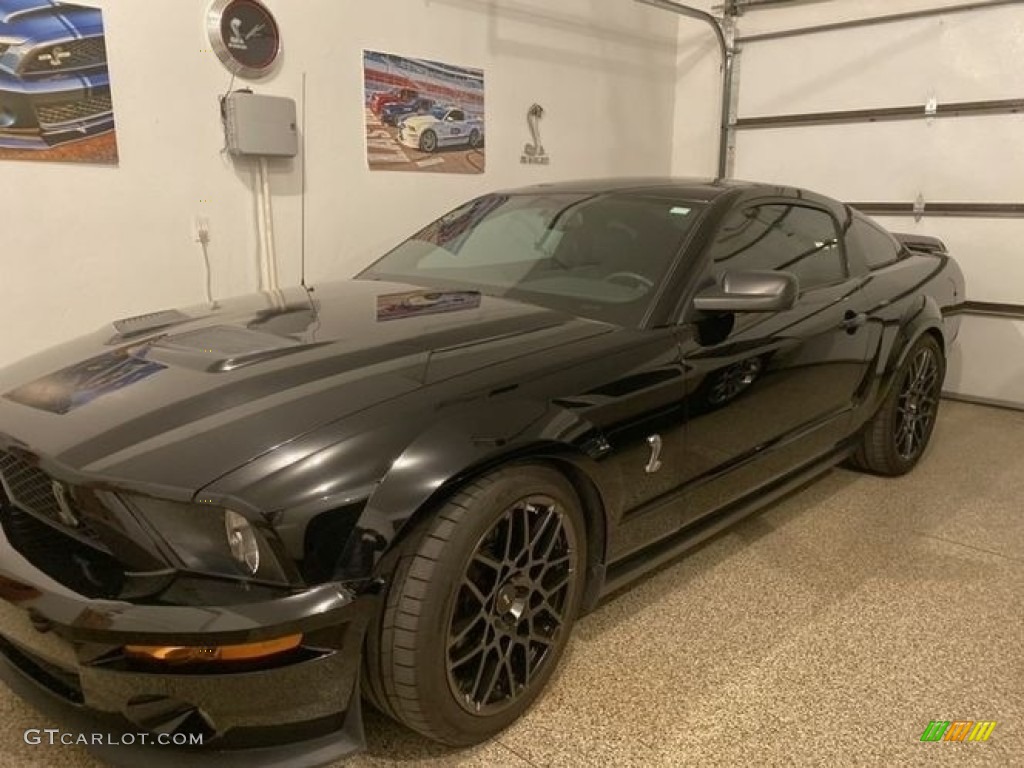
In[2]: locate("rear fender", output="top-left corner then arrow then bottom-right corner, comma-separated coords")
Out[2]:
875,295 -> 945,403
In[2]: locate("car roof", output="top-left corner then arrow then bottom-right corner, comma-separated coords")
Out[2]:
497,177 -> 768,200
497,178 -> 846,210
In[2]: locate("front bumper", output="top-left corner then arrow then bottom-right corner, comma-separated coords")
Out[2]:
0,529 -> 374,767
0,70 -> 114,149
397,129 -> 420,149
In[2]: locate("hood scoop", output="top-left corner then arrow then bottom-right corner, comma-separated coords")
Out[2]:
111,310 -> 191,340
151,326 -> 306,373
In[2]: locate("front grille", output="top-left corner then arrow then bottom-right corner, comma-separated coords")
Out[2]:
0,449 -> 70,526
21,37 -> 107,75
34,92 -> 113,127
0,504 -> 125,599
0,450 -> 124,598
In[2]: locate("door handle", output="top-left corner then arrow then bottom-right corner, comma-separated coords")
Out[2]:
840,310 -> 867,333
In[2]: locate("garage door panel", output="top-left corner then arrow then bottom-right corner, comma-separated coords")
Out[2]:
733,115 -> 1024,202
732,1 -> 1024,408
737,6 -> 1024,116
737,0 -> 1001,38
858,216 -> 1024,306
945,316 -> 1024,404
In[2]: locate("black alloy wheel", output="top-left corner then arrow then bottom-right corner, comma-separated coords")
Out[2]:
363,466 -> 586,745
446,495 -> 577,715
850,334 -> 945,476
893,344 -> 941,461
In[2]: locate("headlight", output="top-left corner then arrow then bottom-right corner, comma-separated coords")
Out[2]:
225,509 -> 260,575
2,41 -> 32,59
124,496 -> 288,582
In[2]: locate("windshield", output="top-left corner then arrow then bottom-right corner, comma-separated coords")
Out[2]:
360,192 -> 706,327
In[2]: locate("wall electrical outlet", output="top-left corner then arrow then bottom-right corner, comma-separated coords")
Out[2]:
194,216 -> 211,244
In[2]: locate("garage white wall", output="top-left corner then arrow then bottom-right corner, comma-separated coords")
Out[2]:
7,1 -> 1016,406
0,0 -> 686,363
729,0 -> 1024,407
671,0 -> 723,178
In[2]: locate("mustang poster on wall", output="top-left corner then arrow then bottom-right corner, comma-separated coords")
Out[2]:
0,0 -> 119,165
364,50 -> 485,174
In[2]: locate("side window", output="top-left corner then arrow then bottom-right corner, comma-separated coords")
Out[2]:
711,204 -> 847,291
847,215 -> 903,270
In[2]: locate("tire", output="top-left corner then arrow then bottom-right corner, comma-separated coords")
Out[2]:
850,334 -> 945,476
468,129 -> 482,149
419,130 -> 438,153
364,465 -> 586,745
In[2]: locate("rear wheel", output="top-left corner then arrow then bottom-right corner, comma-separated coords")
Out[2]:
364,465 -> 585,745
851,334 -> 944,476
468,129 -> 482,149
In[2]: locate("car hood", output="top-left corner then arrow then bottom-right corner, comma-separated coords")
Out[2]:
0,1 -> 102,43
401,115 -> 438,130
0,279 -> 611,495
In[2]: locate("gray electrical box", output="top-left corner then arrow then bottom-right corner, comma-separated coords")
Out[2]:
223,92 -> 298,157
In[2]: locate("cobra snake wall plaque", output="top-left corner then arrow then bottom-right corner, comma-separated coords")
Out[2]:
521,103 -> 550,165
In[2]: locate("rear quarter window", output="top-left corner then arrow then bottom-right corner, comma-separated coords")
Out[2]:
710,203 -> 847,291
847,216 -> 903,271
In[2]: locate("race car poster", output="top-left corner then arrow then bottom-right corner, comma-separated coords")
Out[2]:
0,0 -> 119,165
364,50 -> 485,175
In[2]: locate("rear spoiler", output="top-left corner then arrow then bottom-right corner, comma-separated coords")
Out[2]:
893,233 -> 948,256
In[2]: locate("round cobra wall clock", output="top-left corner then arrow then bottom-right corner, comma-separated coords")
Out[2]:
207,0 -> 282,79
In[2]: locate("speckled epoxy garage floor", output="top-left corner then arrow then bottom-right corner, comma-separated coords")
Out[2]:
0,401 -> 1020,768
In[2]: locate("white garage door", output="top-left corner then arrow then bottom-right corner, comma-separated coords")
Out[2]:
728,0 -> 1024,408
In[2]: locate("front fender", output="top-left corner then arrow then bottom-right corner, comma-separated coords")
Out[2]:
207,393 -> 619,587
354,397 -> 618,580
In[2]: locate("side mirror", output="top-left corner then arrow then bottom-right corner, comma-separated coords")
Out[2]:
693,270 -> 799,314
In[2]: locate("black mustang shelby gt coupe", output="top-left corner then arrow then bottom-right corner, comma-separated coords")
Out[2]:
0,179 -> 963,765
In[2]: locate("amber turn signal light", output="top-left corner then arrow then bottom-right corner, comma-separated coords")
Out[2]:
125,634 -> 302,664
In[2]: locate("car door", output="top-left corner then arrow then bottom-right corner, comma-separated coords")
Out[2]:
553,328 -> 691,563
442,109 -> 466,145
675,199 -> 874,526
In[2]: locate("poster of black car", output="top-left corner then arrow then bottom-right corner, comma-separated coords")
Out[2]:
364,50 -> 484,174
0,0 -> 118,164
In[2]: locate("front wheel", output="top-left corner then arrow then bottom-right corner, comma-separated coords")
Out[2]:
364,465 -> 585,745
850,334 -> 945,476
419,130 -> 438,153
